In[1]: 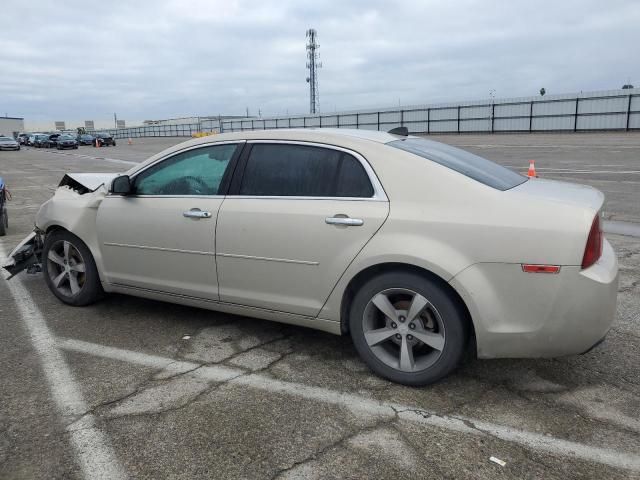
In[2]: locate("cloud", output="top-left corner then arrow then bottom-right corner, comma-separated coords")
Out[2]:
2,0 -> 639,127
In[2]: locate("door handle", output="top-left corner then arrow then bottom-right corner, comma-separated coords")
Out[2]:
183,208 -> 212,219
325,216 -> 364,226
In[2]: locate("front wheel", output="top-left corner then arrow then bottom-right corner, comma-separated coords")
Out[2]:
42,230 -> 103,306
349,271 -> 468,386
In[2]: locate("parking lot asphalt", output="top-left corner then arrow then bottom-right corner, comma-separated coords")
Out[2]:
1,133 -> 639,479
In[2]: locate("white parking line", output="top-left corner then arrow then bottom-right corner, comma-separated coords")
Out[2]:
57,337 -> 640,472
0,246 -> 127,480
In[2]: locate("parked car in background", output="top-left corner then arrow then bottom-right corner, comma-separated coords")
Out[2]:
32,134 -> 50,148
77,134 -> 95,145
94,132 -> 116,147
0,176 -> 8,236
1,129 -> 619,386
42,134 -> 61,148
0,136 -> 20,151
56,135 -> 78,150
18,133 -> 31,145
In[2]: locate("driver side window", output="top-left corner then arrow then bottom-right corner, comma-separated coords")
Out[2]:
135,144 -> 238,196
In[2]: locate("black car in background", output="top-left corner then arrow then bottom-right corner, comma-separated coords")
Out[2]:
77,134 -> 95,145
32,134 -> 50,148
42,134 -> 61,148
56,134 -> 78,150
94,132 -> 116,147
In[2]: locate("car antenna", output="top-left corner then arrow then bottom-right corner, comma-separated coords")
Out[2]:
388,127 -> 408,136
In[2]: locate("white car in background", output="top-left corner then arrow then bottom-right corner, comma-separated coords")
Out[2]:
3,128 -> 618,385
0,136 -> 20,151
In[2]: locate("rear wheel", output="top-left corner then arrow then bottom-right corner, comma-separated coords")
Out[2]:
349,271 -> 468,386
42,230 -> 103,306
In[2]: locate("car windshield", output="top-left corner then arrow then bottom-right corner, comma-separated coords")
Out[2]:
59,135 -> 74,140
387,138 -> 527,191
0,137 -> 13,141
81,135 -> 93,139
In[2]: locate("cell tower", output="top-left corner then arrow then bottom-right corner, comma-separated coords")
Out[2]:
306,29 -> 321,114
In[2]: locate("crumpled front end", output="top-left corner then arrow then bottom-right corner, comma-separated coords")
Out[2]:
2,172 -> 116,279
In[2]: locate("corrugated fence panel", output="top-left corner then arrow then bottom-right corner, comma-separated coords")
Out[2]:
460,105 -> 490,119
494,117 -> 529,131
629,113 -> 640,129
430,120 -> 458,132
460,119 -> 490,132
430,108 -> 458,120
533,100 -> 576,116
577,113 -> 626,130
340,114 -> 358,126
289,117 -> 304,127
380,111 -> 401,123
495,103 -> 530,117
407,121 -> 428,133
532,116 -> 574,130
322,115 -> 338,127
358,113 -> 378,126
403,110 -> 429,122
578,97 -> 627,114
306,117 -> 320,127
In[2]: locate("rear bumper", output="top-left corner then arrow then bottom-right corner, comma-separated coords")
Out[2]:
450,238 -> 619,358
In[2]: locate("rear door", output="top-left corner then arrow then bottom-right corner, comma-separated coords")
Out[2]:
216,141 -> 389,317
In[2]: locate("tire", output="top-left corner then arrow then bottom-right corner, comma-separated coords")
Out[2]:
0,207 -> 7,236
349,271 -> 468,386
42,230 -> 103,306
112,141 -> 116,146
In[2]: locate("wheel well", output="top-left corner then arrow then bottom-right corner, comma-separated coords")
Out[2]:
339,262 -> 476,354
45,225 -> 66,235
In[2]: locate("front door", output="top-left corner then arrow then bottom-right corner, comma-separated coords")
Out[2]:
216,142 -> 389,317
97,142 -> 242,299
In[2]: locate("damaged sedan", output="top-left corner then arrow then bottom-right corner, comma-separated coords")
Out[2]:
2,129 -> 619,385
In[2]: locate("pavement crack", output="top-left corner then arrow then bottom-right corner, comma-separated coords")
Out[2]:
269,416 -> 396,480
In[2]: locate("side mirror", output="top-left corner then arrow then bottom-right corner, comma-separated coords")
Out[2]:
111,175 -> 132,195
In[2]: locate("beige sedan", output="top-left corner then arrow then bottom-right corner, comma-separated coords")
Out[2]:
3,129 -> 618,385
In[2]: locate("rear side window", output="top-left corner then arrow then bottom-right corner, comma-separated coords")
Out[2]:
239,144 -> 374,197
388,138 -> 526,191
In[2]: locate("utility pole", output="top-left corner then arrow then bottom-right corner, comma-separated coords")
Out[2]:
306,29 -> 321,114
114,112 -> 117,128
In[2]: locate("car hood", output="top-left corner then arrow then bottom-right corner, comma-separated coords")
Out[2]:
59,173 -> 119,193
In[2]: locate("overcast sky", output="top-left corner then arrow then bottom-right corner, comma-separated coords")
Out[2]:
2,0 -> 639,127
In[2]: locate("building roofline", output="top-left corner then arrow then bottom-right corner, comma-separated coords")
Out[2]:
0,116 -> 24,120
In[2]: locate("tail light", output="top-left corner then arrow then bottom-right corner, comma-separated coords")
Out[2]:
581,214 -> 603,269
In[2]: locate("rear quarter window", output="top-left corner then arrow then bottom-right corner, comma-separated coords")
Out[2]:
388,138 -> 526,191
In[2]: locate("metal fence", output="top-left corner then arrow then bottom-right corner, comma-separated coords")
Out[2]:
105,88 -> 640,139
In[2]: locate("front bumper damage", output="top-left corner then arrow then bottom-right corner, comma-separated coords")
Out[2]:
2,230 -> 44,279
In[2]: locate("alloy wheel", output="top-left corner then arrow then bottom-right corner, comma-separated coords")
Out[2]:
46,240 -> 87,297
362,288 -> 446,372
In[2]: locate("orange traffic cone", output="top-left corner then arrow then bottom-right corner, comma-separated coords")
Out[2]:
527,160 -> 538,178
127,137 -> 132,145
95,138 -> 100,148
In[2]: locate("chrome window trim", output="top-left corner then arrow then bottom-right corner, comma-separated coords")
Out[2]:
106,140 -> 245,198
238,140 -> 388,202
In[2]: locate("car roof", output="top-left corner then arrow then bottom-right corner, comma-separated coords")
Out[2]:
128,128 -> 420,175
